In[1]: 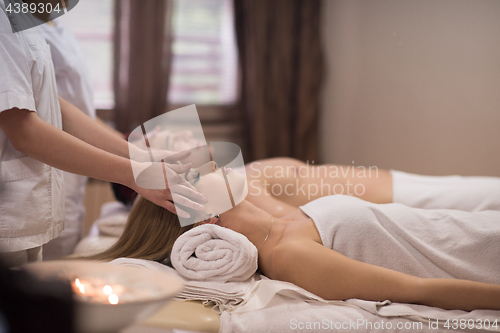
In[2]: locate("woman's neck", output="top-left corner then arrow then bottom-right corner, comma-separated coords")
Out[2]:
218,200 -> 276,250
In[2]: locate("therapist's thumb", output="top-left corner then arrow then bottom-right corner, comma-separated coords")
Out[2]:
163,150 -> 191,163
166,162 -> 192,175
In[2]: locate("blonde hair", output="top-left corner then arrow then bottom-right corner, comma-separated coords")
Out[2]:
87,197 -> 194,262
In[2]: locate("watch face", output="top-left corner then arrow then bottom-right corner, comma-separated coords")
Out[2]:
128,105 -> 248,226
5,0 -> 80,33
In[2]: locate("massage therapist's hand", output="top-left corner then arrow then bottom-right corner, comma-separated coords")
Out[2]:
129,143 -> 190,164
130,160 -> 207,218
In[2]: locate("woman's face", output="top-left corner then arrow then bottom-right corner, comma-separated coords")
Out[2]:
185,162 -> 247,224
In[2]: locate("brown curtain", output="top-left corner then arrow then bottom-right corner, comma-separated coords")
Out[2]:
113,0 -> 173,133
234,0 -> 324,162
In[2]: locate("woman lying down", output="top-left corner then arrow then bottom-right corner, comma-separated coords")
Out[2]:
89,158 -> 500,312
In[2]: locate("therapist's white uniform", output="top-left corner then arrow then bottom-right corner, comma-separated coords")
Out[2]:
0,1 -> 64,264
39,21 -> 95,260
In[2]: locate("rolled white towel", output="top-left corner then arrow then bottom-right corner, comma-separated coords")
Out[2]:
171,224 -> 258,282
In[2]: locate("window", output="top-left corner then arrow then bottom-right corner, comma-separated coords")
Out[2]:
54,0 -> 238,111
58,0 -> 115,109
168,0 -> 238,105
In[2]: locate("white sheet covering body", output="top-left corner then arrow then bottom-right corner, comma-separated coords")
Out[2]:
221,296 -> 500,333
110,258 -> 500,333
300,195 -> 500,284
392,170 -> 500,212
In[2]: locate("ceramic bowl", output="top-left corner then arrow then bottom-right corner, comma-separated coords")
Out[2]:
24,260 -> 184,333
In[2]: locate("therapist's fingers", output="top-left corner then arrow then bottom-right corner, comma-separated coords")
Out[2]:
171,185 -> 206,206
134,187 -> 193,218
165,162 -> 192,175
150,149 -> 190,164
163,150 -> 191,163
171,193 -> 205,214
171,174 -> 198,192
170,182 -> 204,199
164,200 -> 191,219
161,164 -> 198,193
161,164 -> 206,204
170,181 -> 206,205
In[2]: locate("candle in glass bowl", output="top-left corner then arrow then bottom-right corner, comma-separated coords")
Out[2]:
72,278 -> 125,304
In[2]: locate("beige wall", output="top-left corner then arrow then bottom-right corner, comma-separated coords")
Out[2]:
320,0 -> 500,176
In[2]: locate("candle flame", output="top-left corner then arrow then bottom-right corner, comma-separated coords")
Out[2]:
73,278 -> 124,304
103,285 -> 112,295
75,278 -> 85,294
108,294 -> 119,304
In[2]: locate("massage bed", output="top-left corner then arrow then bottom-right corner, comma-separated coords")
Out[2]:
73,201 -> 500,333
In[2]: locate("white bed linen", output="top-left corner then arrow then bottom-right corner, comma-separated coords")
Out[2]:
110,258 -> 500,333
221,295 -> 500,333
110,257 -> 258,313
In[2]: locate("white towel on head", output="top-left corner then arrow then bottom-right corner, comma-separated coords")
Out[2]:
170,224 -> 258,282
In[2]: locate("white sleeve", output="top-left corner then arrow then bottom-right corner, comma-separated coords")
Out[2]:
0,10 -> 36,114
